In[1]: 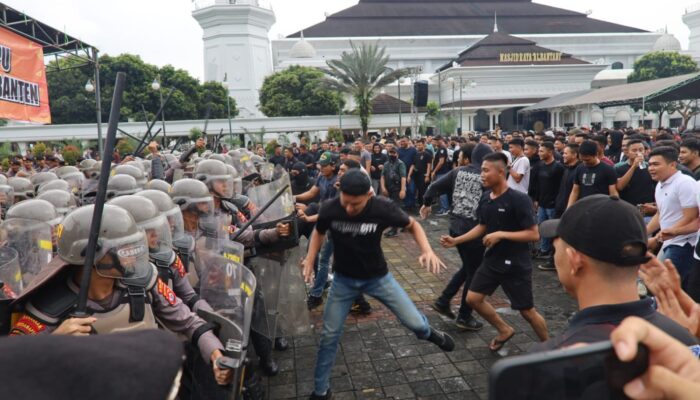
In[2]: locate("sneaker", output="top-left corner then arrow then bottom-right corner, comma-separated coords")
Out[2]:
427,327 -> 455,352
307,295 -> 323,310
350,300 -> 372,315
435,210 -> 449,217
309,389 -> 332,400
455,316 -> 483,331
537,262 -> 557,271
535,250 -> 553,260
384,229 -> 398,238
430,301 -> 456,320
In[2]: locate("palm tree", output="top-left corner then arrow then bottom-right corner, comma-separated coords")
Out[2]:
323,42 -> 412,136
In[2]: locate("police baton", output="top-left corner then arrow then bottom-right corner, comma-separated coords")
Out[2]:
74,71 -> 127,316
230,184 -> 290,242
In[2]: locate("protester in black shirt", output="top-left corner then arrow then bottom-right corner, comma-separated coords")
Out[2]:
422,143 -> 493,330
680,138 -> 700,180
297,144 -> 315,173
615,139 -> 656,207
380,148 -> 407,237
369,143 -> 387,195
268,145 -> 285,166
431,136 -> 451,215
441,152 -> 549,351
302,170 -> 454,400
554,144 -> 579,218
282,147 -> 298,171
567,140 -> 618,208
530,142 -> 565,259
533,195 -> 698,351
408,139 -> 433,207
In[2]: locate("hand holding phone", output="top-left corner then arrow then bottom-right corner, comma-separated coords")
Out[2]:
611,317 -> 700,399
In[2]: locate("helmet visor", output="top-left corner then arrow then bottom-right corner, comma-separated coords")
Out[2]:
139,214 -> 173,258
209,175 -> 234,199
0,186 -> 15,210
163,206 -> 186,241
95,233 -> 151,283
62,173 -> 84,195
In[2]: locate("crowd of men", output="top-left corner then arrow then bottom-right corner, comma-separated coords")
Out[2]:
2,123 -> 700,399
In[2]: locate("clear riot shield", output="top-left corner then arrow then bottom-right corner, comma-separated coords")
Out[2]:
244,170 -> 298,253
233,153 -> 258,181
0,247 -> 22,335
0,219 -> 53,285
194,214 -> 245,281
197,250 -> 256,372
250,235 -> 311,339
258,163 -> 275,182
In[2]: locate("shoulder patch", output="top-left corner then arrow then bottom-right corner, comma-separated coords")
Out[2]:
157,278 -> 177,306
171,256 -> 186,278
10,314 -> 46,336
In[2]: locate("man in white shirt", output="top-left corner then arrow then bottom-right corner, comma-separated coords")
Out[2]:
646,146 -> 699,288
489,136 -> 513,165
507,138 -> 530,194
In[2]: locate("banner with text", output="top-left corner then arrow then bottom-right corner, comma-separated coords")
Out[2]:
0,27 -> 51,124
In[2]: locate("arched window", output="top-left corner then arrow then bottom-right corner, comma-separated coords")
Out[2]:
612,62 -> 624,70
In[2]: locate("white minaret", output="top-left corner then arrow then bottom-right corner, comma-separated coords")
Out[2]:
192,0 -> 276,117
683,4 -> 700,62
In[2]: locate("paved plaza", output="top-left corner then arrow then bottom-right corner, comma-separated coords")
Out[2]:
262,216 -> 578,399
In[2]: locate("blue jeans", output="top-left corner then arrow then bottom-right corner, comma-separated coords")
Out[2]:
658,243 -> 695,288
435,172 -> 450,212
403,179 -> 416,209
310,236 -> 334,297
537,207 -> 556,253
313,272 -> 431,395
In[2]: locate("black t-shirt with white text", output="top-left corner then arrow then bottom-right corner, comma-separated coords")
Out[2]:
573,162 -> 617,200
316,196 -> 411,279
477,188 -> 536,272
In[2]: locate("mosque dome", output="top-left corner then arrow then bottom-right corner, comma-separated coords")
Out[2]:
653,32 -> 681,52
289,33 -> 316,59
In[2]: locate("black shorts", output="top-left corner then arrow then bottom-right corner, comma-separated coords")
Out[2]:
469,264 -> 534,310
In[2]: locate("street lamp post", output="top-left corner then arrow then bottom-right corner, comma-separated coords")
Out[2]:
398,78 -> 405,135
447,77 -> 455,134
222,74 -> 234,146
151,76 -> 167,146
84,77 -> 103,158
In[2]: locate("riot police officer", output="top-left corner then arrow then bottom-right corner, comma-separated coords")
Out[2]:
9,205 -> 233,386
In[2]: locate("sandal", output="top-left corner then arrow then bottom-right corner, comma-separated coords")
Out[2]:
489,332 -> 515,352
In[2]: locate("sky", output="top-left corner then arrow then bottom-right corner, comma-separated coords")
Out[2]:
5,0 -> 694,81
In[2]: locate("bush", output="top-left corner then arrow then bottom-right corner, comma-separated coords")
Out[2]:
62,145 -> 81,166
327,127 -> 343,143
190,127 -> 203,141
116,139 -> 135,157
1,158 -> 9,171
264,139 -> 279,156
32,142 -> 47,158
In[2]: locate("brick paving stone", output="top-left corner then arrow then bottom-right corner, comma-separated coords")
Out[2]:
438,376 -> 471,393
409,380 -> 443,397
269,383 -> 297,399
383,383 -> 416,399
379,370 -> 409,386
431,363 -> 461,379
352,374 -> 382,390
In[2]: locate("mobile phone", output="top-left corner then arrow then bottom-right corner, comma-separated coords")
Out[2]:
489,341 -> 649,400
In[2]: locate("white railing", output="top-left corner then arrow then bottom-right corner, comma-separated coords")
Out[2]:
193,0 -> 272,10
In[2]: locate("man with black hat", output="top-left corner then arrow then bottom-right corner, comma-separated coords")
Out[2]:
532,195 -> 698,351
302,169 -> 454,400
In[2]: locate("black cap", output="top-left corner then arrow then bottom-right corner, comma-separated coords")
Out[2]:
539,195 -> 650,266
339,169 -> 371,195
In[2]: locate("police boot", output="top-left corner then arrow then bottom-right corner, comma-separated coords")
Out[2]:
274,337 -> 290,351
251,330 -> 279,376
242,371 -> 265,400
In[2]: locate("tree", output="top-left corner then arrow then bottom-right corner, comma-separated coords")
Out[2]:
628,52 -> 699,128
259,66 -> 344,117
46,54 -> 237,124
323,42 -> 411,136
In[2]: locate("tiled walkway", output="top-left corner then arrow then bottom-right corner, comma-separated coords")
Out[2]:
263,215 -> 577,399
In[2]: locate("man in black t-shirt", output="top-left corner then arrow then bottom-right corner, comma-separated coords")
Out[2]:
567,140 -> 618,208
302,170 -> 454,400
268,145 -> 285,166
615,139 -> 655,207
431,136 -> 452,215
408,138 -> 433,207
532,195 -> 698,351
441,153 -> 549,352
530,142 -> 565,259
